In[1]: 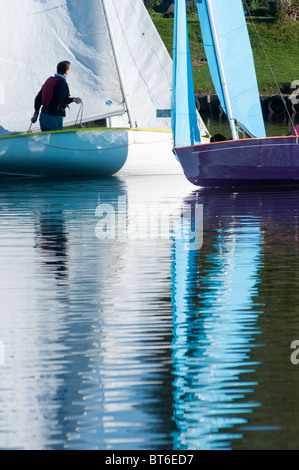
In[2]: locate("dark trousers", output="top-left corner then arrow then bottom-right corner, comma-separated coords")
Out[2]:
40,113 -> 63,132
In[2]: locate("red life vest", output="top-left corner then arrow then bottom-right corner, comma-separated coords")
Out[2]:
292,125 -> 299,136
42,77 -> 65,108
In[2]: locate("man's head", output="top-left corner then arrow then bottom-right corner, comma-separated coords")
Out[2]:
57,61 -> 71,76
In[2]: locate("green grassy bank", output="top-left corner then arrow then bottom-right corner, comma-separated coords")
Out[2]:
152,14 -> 299,96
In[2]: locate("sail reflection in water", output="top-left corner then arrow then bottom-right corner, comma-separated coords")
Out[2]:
2,175 -> 299,449
171,200 -> 263,449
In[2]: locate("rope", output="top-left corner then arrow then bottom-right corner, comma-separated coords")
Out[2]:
25,132 -> 173,153
243,0 -> 295,129
74,102 -> 84,128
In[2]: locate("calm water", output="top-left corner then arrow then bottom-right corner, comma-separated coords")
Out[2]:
1,119 -> 299,450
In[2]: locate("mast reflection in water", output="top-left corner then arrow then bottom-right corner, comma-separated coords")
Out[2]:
1,173 -> 299,449
171,199 -> 263,449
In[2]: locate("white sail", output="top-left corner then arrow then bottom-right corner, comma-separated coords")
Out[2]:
0,0 -> 126,135
96,0 -> 174,131
0,0 -> 177,136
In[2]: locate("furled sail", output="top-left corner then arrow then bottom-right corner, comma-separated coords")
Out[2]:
0,0 -> 126,135
172,0 -> 203,148
196,0 -> 266,138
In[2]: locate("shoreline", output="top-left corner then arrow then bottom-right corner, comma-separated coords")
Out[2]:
152,15 -> 299,98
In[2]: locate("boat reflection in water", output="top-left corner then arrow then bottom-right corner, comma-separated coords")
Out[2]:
1,176 -> 299,449
171,190 -> 263,449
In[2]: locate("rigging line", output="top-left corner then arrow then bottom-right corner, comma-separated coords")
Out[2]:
25,135 -> 173,152
111,0 -> 171,113
205,0 -> 238,140
102,0 -> 133,127
74,102 -> 84,128
243,0 -> 295,129
202,56 -> 216,139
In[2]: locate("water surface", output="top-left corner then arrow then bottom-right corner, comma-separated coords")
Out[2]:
0,120 -> 299,450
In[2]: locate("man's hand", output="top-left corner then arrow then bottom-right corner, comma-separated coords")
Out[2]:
73,97 -> 83,104
31,111 -> 39,123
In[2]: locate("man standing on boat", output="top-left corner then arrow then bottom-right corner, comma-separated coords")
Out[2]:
31,61 -> 82,132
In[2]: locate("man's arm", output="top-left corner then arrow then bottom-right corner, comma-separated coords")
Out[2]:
57,80 -> 82,108
31,88 -> 42,123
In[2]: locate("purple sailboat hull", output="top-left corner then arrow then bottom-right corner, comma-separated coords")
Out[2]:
175,136 -> 299,187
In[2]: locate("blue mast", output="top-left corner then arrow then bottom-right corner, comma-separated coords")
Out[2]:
172,0 -> 201,148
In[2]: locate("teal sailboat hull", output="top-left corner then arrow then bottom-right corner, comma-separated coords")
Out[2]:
0,128 -> 178,177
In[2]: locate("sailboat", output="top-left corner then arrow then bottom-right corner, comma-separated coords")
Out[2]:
172,0 -> 299,188
0,0 -> 208,177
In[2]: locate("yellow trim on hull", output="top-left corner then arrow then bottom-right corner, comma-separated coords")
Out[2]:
0,127 -> 173,140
